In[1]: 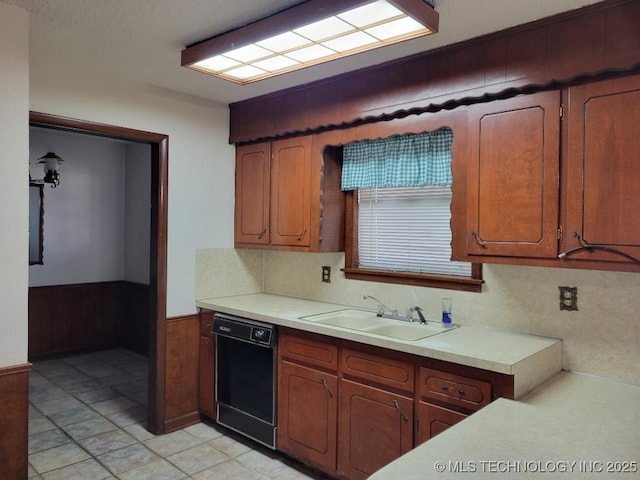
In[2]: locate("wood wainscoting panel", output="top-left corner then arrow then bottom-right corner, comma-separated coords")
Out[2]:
28,282 -> 125,360
28,281 -> 151,360
164,314 -> 201,432
0,363 -> 31,480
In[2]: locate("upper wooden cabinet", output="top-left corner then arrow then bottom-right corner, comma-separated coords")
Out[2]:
466,91 -> 561,258
563,74 -> 640,264
234,136 -> 344,252
465,73 -> 640,271
270,137 -> 312,247
235,142 -> 270,246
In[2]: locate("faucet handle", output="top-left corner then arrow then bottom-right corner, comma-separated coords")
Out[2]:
412,306 -> 427,324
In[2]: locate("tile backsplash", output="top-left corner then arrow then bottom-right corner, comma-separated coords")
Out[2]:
196,248 -> 640,385
195,248 -> 263,300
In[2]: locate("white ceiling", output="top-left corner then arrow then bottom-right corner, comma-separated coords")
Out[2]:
5,0 -> 603,105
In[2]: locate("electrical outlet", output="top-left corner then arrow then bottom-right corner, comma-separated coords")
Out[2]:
559,286 -> 578,311
322,266 -> 331,283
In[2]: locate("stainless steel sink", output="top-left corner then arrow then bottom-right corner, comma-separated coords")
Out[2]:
300,309 -> 458,341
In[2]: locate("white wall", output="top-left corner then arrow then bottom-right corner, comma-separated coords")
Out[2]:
0,3 -> 29,367
29,56 -> 235,316
28,128 -> 127,286
124,143 -> 151,285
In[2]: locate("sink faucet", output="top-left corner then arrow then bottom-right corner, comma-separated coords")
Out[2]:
411,306 -> 427,325
363,295 -> 415,322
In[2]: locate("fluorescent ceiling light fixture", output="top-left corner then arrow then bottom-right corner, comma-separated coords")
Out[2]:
294,16 -> 354,41
182,0 -> 439,84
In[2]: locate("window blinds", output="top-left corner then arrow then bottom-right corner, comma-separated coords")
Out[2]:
358,186 -> 471,276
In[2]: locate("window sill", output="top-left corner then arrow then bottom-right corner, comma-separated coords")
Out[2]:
342,268 -> 483,293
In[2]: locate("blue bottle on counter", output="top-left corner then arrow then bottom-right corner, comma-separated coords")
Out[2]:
441,297 -> 452,327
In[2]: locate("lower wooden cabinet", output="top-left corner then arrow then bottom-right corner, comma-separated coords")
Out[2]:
198,310 -> 215,419
273,327 -> 511,479
278,360 -> 338,472
338,379 -> 413,480
199,316 -> 512,480
415,401 -> 467,446
415,366 -> 491,447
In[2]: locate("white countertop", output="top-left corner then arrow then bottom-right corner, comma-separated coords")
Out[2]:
370,371 -> 640,479
196,293 -> 562,398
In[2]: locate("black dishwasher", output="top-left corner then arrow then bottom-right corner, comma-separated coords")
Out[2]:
213,313 -> 277,449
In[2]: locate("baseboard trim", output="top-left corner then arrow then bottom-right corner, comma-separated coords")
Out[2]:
163,411 -> 201,433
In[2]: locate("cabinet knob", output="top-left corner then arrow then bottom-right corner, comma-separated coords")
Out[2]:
458,389 -> 465,396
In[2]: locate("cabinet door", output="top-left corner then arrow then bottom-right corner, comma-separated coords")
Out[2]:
270,137 -> 312,247
278,361 -> 337,473
198,335 -> 215,419
415,401 -> 467,446
467,91 -> 561,258
564,74 -> 640,263
339,379 -> 413,480
235,142 -> 271,245
198,310 -> 215,419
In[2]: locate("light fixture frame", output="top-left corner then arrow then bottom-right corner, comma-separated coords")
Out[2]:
181,0 -> 438,84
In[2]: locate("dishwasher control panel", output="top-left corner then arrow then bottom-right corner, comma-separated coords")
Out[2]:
213,313 -> 276,348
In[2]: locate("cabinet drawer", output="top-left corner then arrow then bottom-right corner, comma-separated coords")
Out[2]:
419,367 -> 490,411
341,348 -> 414,394
279,332 -> 338,372
199,310 -> 214,337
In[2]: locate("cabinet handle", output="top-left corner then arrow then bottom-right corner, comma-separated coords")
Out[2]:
321,378 -> 334,398
297,229 -> 307,241
393,400 -> 408,422
558,232 -> 640,264
471,232 -> 488,249
257,228 -> 267,239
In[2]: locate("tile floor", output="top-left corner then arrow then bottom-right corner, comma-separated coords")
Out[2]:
28,348 -> 330,480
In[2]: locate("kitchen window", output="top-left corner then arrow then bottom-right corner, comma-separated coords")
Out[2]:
341,128 -> 482,291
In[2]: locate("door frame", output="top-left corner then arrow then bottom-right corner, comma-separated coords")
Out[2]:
29,111 -> 169,434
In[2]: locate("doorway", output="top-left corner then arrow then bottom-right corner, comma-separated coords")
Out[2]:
29,111 -> 168,434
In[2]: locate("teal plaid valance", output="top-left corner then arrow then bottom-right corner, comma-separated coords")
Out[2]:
341,128 -> 453,191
